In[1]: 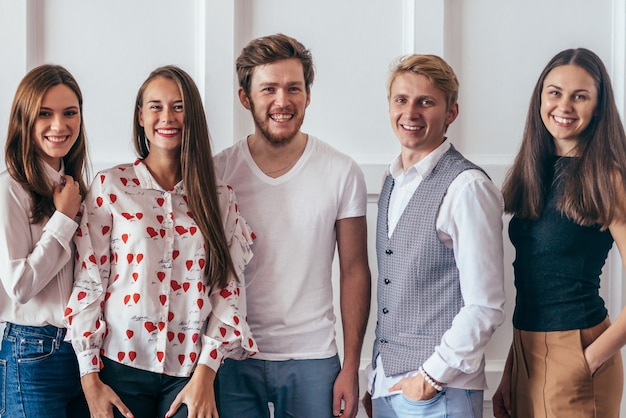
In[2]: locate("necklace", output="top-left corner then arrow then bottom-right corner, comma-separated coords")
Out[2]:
262,157 -> 299,175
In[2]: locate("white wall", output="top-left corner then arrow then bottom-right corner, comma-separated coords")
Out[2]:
2,0 -> 626,414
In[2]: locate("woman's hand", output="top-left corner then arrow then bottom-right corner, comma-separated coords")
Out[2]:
165,365 -> 219,418
53,174 -> 81,219
81,373 -> 133,418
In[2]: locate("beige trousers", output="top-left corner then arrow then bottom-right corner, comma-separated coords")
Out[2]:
511,317 -> 623,418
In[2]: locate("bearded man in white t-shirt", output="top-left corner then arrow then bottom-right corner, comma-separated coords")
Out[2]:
213,33 -> 371,418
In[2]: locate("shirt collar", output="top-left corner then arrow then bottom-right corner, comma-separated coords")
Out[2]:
388,138 -> 452,181
133,159 -> 185,194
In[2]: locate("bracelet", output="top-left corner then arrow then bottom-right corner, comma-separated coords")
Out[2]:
418,366 -> 443,392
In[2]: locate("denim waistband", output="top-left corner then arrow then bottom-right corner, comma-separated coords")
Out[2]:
3,322 -> 67,348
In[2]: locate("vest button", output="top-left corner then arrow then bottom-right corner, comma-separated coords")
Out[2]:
385,249 -> 393,255
382,308 -> 389,314
384,278 -> 391,284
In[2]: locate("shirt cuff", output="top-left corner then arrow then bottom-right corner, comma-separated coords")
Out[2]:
197,340 -> 223,372
422,353 -> 457,385
76,348 -> 102,377
44,210 -> 79,245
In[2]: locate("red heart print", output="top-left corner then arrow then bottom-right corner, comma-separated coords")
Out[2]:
100,174 -> 106,184
109,194 -> 117,203
136,254 -> 144,263
132,272 -> 139,281
175,226 -> 188,235
182,282 -> 190,292
92,355 -> 98,366
146,227 -> 158,238
89,254 -> 97,264
127,254 -> 134,263
102,225 -> 110,235
220,289 -> 232,299
157,352 -> 164,362
120,178 -> 128,186
129,351 -> 137,361
219,327 -> 227,337
136,213 -> 143,219
192,333 -> 199,343
123,295 -> 131,305
158,322 -> 165,331
157,272 -> 166,282
159,295 -> 167,305
197,299 -> 204,309
121,212 -> 134,220
96,196 -> 103,207
172,250 -> 180,260
100,255 -> 107,265
171,281 -> 181,291
156,198 -> 165,206
144,322 -> 157,333
190,352 -> 197,363
132,178 -> 140,186
122,233 -> 129,243
77,291 -> 87,300
178,354 -> 185,365
210,349 -> 218,360
118,352 -> 125,361
189,226 -> 197,235
177,333 -> 185,343
157,215 -> 164,224
186,260 -> 193,271
133,293 -> 140,303
198,258 -> 205,269
167,331 -> 174,342
126,330 -> 134,339
168,312 -> 174,322
233,315 -> 240,325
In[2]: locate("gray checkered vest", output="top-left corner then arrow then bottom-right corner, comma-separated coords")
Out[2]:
373,145 -> 483,376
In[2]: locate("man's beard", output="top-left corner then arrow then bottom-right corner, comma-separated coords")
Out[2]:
249,99 -> 305,147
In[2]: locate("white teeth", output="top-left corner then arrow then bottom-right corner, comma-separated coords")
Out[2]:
46,136 -> 68,143
271,114 -> 292,122
401,124 -> 420,131
157,129 -> 179,135
553,115 -> 575,124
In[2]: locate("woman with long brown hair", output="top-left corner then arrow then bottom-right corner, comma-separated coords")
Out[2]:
493,48 -> 626,417
65,66 -> 257,418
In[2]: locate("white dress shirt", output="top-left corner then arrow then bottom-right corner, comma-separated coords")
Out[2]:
0,161 -> 78,329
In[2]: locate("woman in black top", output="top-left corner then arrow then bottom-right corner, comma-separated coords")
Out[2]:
493,48 -> 626,417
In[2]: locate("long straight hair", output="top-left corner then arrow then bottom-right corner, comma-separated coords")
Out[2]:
502,48 -> 626,227
133,66 -> 235,289
5,64 -> 89,224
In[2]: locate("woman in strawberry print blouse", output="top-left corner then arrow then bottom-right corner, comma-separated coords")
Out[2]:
64,66 -> 257,418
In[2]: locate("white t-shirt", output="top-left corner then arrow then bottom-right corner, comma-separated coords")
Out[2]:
214,135 -> 367,360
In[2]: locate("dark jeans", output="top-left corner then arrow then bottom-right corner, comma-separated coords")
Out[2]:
0,323 -> 89,418
216,355 -> 341,418
100,356 -> 190,418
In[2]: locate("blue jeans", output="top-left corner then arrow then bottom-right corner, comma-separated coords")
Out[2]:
372,388 -> 483,418
216,355 -> 341,418
0,323 -> 88,418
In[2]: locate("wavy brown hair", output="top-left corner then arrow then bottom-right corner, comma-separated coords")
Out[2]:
5,64 -> 89,224
236,33 -> 315,96
502,48 -> 626,227
133,65 -> 235,289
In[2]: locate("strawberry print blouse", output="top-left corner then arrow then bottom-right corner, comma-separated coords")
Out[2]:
65,160 -> 257,377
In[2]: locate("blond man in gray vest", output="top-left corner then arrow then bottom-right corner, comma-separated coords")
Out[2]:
364,54 -> 506,417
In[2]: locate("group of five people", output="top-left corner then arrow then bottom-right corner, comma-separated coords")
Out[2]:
0,33 -> 625,418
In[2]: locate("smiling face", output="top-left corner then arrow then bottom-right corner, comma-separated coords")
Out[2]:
540,64 -> 598,155
388,72 -> 458,167
32,83 -> 81,170
138,76 -> 184,156
240,58 -> 310,147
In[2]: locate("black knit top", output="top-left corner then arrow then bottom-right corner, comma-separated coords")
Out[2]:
510,156 -> 613,331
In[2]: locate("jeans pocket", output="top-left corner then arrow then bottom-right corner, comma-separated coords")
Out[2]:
0,358 -> 6,415
17,334 -> 55,363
